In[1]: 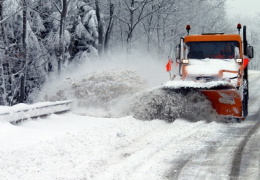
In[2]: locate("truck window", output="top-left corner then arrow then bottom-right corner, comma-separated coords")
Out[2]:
186,41 -> 240,59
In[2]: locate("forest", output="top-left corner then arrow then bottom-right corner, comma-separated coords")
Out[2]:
0,0 -> 258,106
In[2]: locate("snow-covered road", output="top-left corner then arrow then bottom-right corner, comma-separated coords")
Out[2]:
0,71 -> 259,180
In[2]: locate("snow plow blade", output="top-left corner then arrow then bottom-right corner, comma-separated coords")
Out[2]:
200,88 -> 242,118
163,81 -> 243,119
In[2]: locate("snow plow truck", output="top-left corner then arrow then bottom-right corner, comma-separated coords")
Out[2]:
164,24 -> 254,121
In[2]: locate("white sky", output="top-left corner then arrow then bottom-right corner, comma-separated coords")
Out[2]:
226,0 -> 260,17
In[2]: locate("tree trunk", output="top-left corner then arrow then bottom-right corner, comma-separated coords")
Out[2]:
126,0 -> 135,51
0,0 -> 5,43
104,2 -> 114,53
58,0 -> 67,75
95,0 -> 104,55
156,12 -> 161,56
118,1 -> 125,49
145,14 -> 153,52
0,1 -> 5,105
19,0 -> 27,103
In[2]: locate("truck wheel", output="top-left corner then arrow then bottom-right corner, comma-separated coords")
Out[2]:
242,68 -> 249,117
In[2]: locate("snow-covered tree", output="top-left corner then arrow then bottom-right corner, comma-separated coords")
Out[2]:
104,0 -> 231,56
0,0 -> 99,105
2,0 -> 257,105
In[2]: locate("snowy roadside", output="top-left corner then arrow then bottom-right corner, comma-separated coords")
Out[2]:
0,100 -> 72,123
0,113 -> 229,180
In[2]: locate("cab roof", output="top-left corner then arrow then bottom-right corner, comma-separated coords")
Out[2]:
184,34 -> 242,42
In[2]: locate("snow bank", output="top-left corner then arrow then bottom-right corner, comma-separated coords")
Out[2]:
0,101 -> 72,123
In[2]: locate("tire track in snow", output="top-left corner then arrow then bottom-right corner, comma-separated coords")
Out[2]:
165,154 -> 192,179
167,108 -> 260,179
227,72 -> 260,179
165,125 -> 245,180
230,115 -> 260,180
95,120 -> 210,179
187,126 -> 251,180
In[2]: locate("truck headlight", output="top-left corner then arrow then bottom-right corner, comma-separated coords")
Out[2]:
236,59 -> 243,63
182,59 -> 189,64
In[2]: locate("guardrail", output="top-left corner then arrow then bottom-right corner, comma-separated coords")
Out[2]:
0,100 -> 72,124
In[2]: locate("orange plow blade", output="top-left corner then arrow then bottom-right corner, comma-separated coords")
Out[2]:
200,88 -> 243,118
162,81 -> 244,119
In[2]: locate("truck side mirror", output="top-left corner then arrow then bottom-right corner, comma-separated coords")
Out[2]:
247,45 -> 254,59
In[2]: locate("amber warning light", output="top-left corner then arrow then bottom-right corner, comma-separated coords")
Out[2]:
237,23 -> 242,34
166,60 -> 173,72
186,25 -> 191,34
237,23 -> 242,30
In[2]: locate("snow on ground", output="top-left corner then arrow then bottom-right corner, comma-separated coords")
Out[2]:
0,113 -> 229,180
1,111 -> 258,180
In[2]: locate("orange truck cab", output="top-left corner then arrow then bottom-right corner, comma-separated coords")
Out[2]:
171,24 -> 254,120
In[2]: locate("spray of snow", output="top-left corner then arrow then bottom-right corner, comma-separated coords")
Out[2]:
37,68 -> 146,117
36,51 -> 216,121
35,52 -> 165,116
130,88 -> 219,122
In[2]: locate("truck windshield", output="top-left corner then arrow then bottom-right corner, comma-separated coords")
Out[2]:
186,41 -> 240,59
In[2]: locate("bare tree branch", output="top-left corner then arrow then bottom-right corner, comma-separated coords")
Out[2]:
0,8 -> 23,24
52,1 -> 62,13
